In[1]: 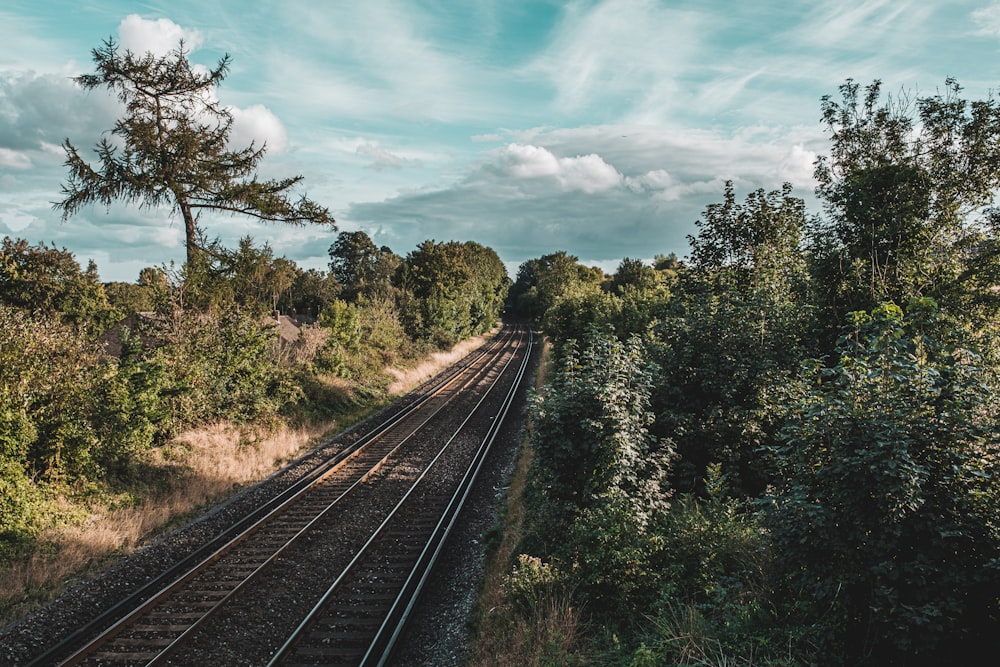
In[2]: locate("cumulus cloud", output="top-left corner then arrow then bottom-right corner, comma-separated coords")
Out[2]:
118,15 -> 202,56
228,104 -> 288,153
0,71 -> 118,153
342,121 -> 827,273
492,144 -> 623,193
777,144 -> 818,189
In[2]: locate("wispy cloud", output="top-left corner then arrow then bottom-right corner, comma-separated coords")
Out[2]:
356,142 -> 423,171
526,0 -> 705,121
972,2 -> 1000,35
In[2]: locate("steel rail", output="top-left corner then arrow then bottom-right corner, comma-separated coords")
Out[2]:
364,329 -> 534,666
267,327 -> 531,666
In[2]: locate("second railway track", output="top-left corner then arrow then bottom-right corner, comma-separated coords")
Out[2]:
13,324 -> 533,667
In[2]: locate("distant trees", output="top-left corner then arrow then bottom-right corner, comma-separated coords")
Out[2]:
0,238 -> 115,330
328,230 -> 399,302
396,240 -> 507,346
507,251 -> 604,324
56,38 -> 334,266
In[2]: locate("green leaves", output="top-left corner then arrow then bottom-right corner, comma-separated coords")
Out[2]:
397,240 -> 507,347
762,304 -> 1000,660
530,331 -> 672,520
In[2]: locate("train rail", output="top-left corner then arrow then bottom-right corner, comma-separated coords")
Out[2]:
22,324 -> 532,666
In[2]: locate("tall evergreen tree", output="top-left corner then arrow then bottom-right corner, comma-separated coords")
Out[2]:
56,39 -> 334,266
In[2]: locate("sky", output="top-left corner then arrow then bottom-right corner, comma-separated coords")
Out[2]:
3,1 -> 1000,282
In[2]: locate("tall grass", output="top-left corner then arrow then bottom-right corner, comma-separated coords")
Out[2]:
385,334 -> 488,395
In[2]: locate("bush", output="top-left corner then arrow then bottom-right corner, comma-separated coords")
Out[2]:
762,304 -> 1000,663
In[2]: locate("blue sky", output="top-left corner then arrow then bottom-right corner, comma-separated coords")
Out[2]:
2,1 -> 1000,282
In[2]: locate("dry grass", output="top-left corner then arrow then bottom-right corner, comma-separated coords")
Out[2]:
0,422 -> 328,624
386,333 -> 491,395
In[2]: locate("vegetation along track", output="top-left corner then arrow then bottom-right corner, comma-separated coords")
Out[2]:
17,324 -> 533,666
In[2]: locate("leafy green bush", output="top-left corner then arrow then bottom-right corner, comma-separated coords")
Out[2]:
762,303 -> 1000,663
530,331 -> 672,519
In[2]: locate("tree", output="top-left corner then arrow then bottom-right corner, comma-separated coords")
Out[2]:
396,240 -> 506,346
608,257 -> 659,295
278,268 -> 340,320
328,230 -> 398,302
0,237 -> 114,330
811,78 -> 1000,324
56,38 -> 334,266
687,180 -> 806,293
508,251 -> 603,324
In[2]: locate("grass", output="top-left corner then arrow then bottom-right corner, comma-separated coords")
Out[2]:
0,421 -> 328,626
0,333 -> 491,628
467,339 -> 587,666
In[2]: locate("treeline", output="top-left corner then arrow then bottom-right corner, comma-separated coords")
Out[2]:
0,232 -> 507,550
483,79 -> 1000,666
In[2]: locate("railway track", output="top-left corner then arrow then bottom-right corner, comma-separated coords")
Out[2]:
23,324 -> 533,666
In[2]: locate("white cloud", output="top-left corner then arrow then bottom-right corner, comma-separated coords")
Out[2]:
0,208 -> 35,232
356,142 -> 422,171
228,104 -> 288,153
528,0 -> 704,117
792,0 -> 933,56
493,144 -> 623,193
777,144 -> 818,189
972,3 -> 1000,35
118,15 -> 202,56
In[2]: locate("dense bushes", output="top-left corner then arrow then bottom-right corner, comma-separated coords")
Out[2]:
503,78 -> 1000,665
763,304 -> 1000,662
0,232 -> 510,559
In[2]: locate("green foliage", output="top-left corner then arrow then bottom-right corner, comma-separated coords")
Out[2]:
0,456 -> 38,546
103,278 -> 166,316
491,78 -> 1000,667
762,303 -> 1000,663
541,289 -> 618,347
687,181 -> 806,293
812,78 -> 1000,329
508,251 -> 604,324
278,267 -> 341,320
150,307 -> 301,429
564,497 -> 665,626
397,240 -> 507,347
609,257 -> 661,295
328,230 -> 399,302
315,299 -> 363,376
625,490 -> 787,666
502,554 -> 564,617
225,237 -> 298,313
647,282 -> 809,496
0,237 -> 116,331
92,329 -> 167,474
530,331 -> 672,518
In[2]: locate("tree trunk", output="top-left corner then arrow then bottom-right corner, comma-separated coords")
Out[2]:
180,198 -> 197,266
